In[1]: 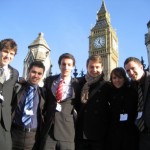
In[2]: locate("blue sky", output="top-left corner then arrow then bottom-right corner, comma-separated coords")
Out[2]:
0,0 -> 149,77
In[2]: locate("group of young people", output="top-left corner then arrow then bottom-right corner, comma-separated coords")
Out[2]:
0,38 -> 150,150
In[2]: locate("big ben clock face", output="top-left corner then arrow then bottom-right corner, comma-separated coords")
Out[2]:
93,36 -> 105,48
113,39 -> 118,51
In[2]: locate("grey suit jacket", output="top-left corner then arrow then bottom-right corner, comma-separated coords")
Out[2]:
43,75 -> 79,142
0,65 -> 19,131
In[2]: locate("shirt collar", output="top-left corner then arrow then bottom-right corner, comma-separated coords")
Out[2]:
27,81 -> 38,90
2,65 -> 8,71
138,71 -> 146,86
59,75 -> 71,84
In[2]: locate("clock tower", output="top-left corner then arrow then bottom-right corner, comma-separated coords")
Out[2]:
23,32 -> 52,86
89,0 -> 119,80
145,20 -> 150,71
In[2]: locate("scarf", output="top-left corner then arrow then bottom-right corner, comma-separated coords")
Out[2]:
81,73 -> 102,104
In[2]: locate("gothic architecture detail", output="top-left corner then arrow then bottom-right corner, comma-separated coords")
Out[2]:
23,32 -> 52,86
145,21 -> 150,71
89,0 -> 119,80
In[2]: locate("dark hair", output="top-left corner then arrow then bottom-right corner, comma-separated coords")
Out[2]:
86,55 -> 103,67
0,38 -> 17,54
124,57 -> 142,67
110,67 -> 129,83
58,53 -> 75,66
28,61 -> 45,72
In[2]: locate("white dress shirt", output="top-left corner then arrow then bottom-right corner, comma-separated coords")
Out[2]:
52,75 -> 73,101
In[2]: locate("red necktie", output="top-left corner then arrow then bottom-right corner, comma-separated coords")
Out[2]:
56,80 -> 64,102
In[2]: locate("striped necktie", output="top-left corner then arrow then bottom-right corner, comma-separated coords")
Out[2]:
22,86 -> 34,126
55,80 -> 64,102
136,84 -> 145,132
0,68 -> 4,76
0,68 -> 5,84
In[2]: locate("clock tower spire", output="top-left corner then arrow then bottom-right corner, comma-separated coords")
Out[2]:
97,0 -> 110,24
89,0 -> 119,80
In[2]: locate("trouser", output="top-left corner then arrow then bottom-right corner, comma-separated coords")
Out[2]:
11,126 -> 37,150
0,123 -> 12,150
76,139 -> 105,150
44,127 -> 74,150
139,129 -> 150,150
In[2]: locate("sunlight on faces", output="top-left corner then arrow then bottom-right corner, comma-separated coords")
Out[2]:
125,61 -> 144,81
59,58 -> 74,79
87,60 -> 103,77
0,49 -> 15,67
111,74 -> 125,88
28,66 -> 44,85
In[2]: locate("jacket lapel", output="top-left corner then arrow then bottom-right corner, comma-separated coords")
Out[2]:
70,78 -> 77,99
143,71 -> 150,105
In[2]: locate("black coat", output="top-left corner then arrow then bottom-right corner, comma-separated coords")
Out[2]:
107,83 -> 138,150
76,76 -> 110,141
108,84 -> 138,127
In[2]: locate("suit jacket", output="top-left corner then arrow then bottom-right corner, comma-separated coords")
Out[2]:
0,65 -> 18,131
142,71 -> 150,129
43,75 -> 80,142
11,81 -> 45,128
76,76 -> 110,141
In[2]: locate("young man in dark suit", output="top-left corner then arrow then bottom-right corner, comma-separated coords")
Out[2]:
0,39 -> 19,150
124,57 -> 150,150
41,53 -> 79,150
11,61 -> 45,150
76,55 -> 110,150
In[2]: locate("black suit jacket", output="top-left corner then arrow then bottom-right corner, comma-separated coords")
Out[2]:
11,82 -> 45,127
42,75 -> 80,142
142,71 -> 150,129
131,71 -> 150,129
11,81 -> 45,150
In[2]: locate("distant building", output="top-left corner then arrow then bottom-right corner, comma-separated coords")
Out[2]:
145,20 -> 150,71
89,0 -> 119,80
23,0 -> 119,81
23,32 -> 52,86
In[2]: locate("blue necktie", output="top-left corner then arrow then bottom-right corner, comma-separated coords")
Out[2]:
22,86 -> 34,126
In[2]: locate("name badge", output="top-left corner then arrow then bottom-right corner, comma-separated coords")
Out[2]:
0,94 -> 4,101
120,114 -> 128,121
56,103 -> 62,112
137,111 -> 143,119
25,109 -> 34,115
